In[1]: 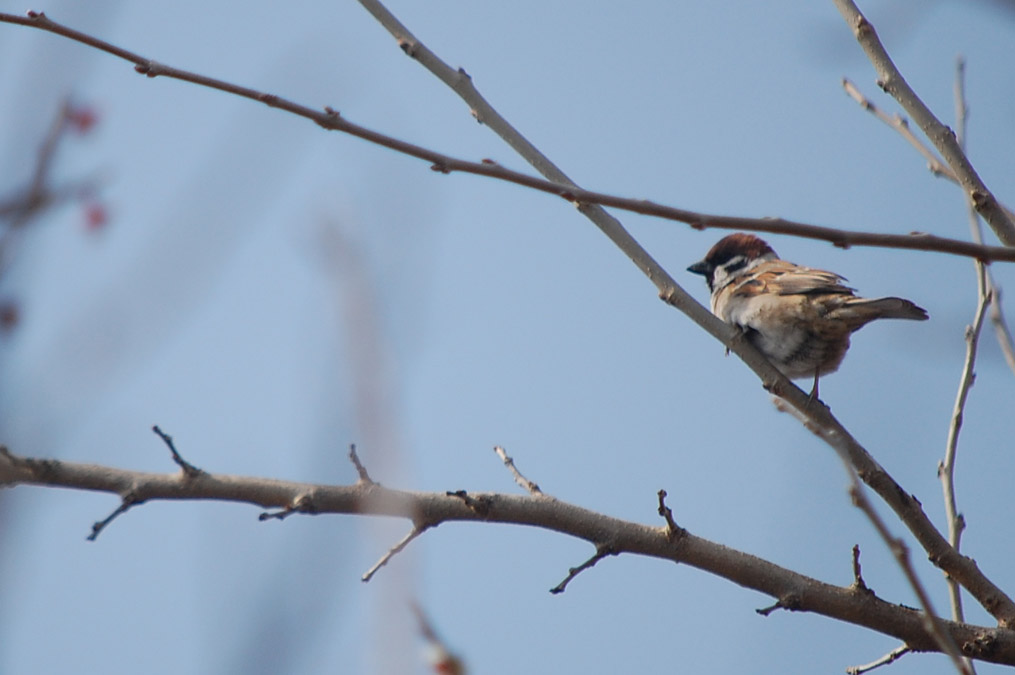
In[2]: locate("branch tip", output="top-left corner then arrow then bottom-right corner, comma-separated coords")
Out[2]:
494,445 -> 542,495
87,493 -> 141,541
550,544 -> 616,594
348,444 -> 375,485
656,489 -> 685,542
851,544 -> 870,593
259,492 -> 319,522
151,425 -> 203,477
756,594 -> 799,616
362,523 -> 429,582
846,645 -> 911,675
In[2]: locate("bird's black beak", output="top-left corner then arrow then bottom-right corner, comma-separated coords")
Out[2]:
687,260 -> 711,276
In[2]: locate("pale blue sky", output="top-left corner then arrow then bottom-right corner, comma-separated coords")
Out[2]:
1,1 -> 1013,674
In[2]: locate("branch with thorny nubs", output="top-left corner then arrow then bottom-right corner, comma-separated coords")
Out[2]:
3,440 -> 1015,666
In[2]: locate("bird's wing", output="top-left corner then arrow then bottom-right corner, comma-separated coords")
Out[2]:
731,260 -> 855,298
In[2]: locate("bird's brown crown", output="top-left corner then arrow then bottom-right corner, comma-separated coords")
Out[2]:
703,233 -> 776,266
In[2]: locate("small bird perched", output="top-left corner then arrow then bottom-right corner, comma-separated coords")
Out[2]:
687,233 -> 928,398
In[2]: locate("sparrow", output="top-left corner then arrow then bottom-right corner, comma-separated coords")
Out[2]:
687,233 -> 928,397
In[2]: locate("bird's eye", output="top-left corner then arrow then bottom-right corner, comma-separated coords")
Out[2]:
722,257 -> 747,273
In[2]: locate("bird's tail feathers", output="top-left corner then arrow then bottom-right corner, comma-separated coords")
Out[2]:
843,297 -> 929,323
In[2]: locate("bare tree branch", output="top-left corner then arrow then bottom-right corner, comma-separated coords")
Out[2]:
988,287 -> 1015,375
2,5 -> 1013,629
848,479 -> 971,675
845,63 -> 1015,376
843,78 -> 957,181
354,0 -> 1015,628
4,443 -> 1010,664
774,400 -> 972,675
0,12 -> 1011,264
0,98 -> 99,276
832,0 -> 1015,245
953,56 -> 1015,378
937,58 -> 991,644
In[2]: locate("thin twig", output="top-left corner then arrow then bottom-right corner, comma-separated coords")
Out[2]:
362,523 -> 428,582
755,600 -> 782,617
656,489 -> 686,542
549,545 -> 616,594
0,98 -> 70,274
493,446 -> 542,495
832,0 -> 1015,244
348,443 -> 374,485
16,98 -> 71,226
846,644 -> 911,675
852,481 -> 969,675
258,492 -> 319,521
938,57 -> 989,640
988,288 -> 1015,376
953,57 -> 1015,378
0,12 -> 1012,264
756,595 -> 800,617
87,493 -> 141,541
851,545 -> 869,592
843,78 -> 956,181
151,425 -> 203,477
